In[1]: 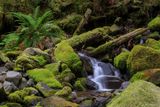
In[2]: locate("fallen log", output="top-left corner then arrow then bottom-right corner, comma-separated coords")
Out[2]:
66,26 -> 111,49
89,28 -> 148,57
73,8 -> 92,35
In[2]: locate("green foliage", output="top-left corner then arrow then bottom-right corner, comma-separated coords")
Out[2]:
148,16 -> 160,30
12,6 -> 63,47
0,33 -> 19,50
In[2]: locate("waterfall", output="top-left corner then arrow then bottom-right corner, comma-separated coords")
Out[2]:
79,53 -> 123,91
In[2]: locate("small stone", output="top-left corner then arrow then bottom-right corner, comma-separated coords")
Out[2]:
3,81 -> 17,94
27,79 -> 35,86
18,78 -> 27,89
0,67 -> 8,74
0,74 -> 6,83
6,71 -> 22,86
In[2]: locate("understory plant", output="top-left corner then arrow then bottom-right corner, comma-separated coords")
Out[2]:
11,6 -> 64,48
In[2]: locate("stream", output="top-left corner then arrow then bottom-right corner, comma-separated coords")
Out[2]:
78,53 -> 124,91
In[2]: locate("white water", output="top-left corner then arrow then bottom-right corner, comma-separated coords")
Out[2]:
79,53 -> 121,91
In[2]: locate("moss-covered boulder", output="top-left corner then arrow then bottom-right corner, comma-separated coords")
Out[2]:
27,68 -> 62,88
0,51 -> 10,64
55,86 -> 72,97
74,78 -> 87,91
8,87 -> 39,103
145,39 -> 160,50
35,82 -> 56,97
15,48 -> 51,70
54,41 -> 82,74
24,95 -> 42,106
44,62 -> 61,75
148,16 -> 160,30
107,80 -> 160,107
131,69 -> 160,85
40,96 -> 79,107
127,45 -> 160,75
114,51 -> 130,72
57,63 -> 75,83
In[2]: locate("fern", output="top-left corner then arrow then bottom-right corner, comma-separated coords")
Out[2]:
12,6 -> 62,48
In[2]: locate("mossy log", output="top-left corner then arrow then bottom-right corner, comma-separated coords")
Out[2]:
66,26 -> 111,49
90,28 -> 148,57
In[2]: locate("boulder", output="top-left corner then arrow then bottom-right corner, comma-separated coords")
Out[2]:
27,68 -> 62,88
8,87 -> 39,103
6,71 -> 22,86
54,41 -> 83,75
15,48 -> 51,70
114,51 -> 130,72
131,69 -> 160,85
3,81 -> 17,94
23,95 -> 42,106
74,78 -> 87,91
18,78 -> 28,89
127,45 -> 160,75
35,82 -> 56,97
40,96 -> 79,107
55,86 -> 72,97
107,80 -> 160,107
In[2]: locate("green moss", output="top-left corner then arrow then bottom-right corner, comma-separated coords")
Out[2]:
15,48 -> 49,70
57,67 -> 75,83
56,13 -> 82,34
44,62 -> 61,75
107,80 -> 160,107
74,78 -> 87,91
0,51 -> 10,63
148,16 -> 160,29
27,68 -> 62,88
130,72 -> 146,82
131,69 -> 160,85
8,90 -> 28,103
54,41 -> 82,74
145,39 -> 160,50
127,45 -> 160,75
67,26 -> 110,47
55,86 -> 72,97
114,51 -> 130,71
8,87 -> 38,103
23,95 -> 42,105
35,83 -> 56,97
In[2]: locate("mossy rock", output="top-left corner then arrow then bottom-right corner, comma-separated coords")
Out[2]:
54,41 -> 83,74
131,69 -> 160,85
55,86 -> 72,97
0,51 -> 10,64
74,78 -> 87,91
40,96 -> 79,107
8,87 -> 39,103
15,48 -> 50,70
44,62 -> 61,75
107,80 -> 160,107
35,82 -> 56,97
24,95 -> 42,106
127,45 -> 160,75
27,68 -> 62,88
57,66 -> 75,83
0,103 -> 22,107
148,16 -> 160,30
145,39 -> 160,50
114,51 -> 130,72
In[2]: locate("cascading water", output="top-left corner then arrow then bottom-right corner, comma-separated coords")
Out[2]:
79,53 -> 123,91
